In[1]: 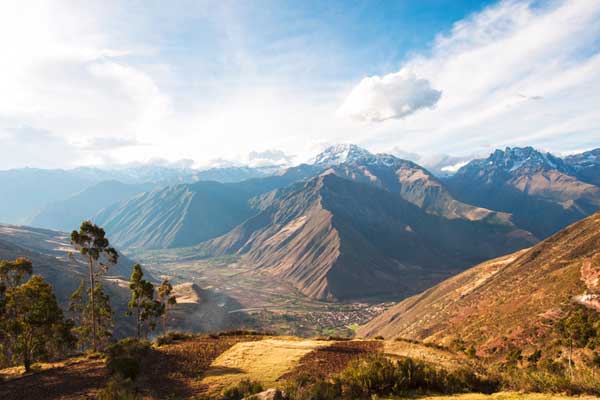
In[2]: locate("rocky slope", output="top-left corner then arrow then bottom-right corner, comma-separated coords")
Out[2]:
358,212 -> 600,355
203,173 -> 536,301
447,147 -> 600,237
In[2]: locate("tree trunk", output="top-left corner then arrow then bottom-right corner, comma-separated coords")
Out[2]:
136,306 -> 141,339
163,308 -> 168,336
23,344 -> 31,373
568,339 -> 573,376
88,256 -> 97,352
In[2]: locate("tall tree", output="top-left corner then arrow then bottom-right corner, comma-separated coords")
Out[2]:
0,257 -> 33,288
158,278 -> 177,335
3,275 -> 74,372
128,264 -> 160,339
71,221 -> 118,352
69,279 -> 114,351
0,257 -> 33,363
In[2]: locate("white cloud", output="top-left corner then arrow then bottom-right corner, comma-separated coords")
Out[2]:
337,69 -> 441,122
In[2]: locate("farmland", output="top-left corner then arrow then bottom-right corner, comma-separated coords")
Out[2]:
136,253 -> 393,337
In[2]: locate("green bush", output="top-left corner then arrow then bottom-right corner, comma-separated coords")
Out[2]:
282,355 -> 498,399
105,338 -> 151,381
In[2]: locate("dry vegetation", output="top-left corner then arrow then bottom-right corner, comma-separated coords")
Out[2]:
199,337 -> 329,395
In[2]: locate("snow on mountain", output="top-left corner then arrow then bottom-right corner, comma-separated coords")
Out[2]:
456,146 -> 571,177
312,144 -> 409,168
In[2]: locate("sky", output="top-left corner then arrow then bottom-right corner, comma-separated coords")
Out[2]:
0,0 -> 599,170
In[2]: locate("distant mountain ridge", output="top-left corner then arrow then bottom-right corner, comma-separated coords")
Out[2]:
0,164 -> 280,226
317,145 -> 512,225
447,146 -> 600,237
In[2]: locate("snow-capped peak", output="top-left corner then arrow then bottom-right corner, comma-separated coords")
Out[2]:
313,144 -> 375,166
457,146 -> 571,177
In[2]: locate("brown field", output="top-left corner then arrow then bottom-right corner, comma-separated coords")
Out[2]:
139,334 -> 264,399
279,340 -> 383,381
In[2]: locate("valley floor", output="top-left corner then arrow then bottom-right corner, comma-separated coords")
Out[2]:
138,254 -> 393,336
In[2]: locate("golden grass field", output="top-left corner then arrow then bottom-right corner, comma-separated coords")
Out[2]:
200,337 -> 329,395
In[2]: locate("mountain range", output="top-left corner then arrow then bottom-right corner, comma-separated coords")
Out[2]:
0,164 -> 280,226
2,144 -> 599,304
447,147 -> 600,237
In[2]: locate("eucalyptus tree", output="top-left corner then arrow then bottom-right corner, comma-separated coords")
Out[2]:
71,221 -> 118,352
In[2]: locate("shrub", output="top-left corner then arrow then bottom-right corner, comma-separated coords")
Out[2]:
97,377 -> 141,400
155,331 -> 194,346
105,338 -> 151,380
282,355 -> 497,399
221,379 -> 263,400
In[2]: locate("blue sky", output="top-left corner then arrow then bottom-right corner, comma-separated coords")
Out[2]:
0,0 -> 599,169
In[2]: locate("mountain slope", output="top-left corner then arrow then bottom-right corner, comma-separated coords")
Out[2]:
0,168 -> 98,224
564,148 -> 600,187
317,145 -> 511,225
358,212 -> 600,354
203,174 -> 536,301
94,165 -> 321,250
447,147 -> 600,238
30,180 -> 156,231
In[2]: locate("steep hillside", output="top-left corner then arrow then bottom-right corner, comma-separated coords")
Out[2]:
95,165 -> 321,250
447,147 -> 600,237
204,174 -> 536,301
358,212 -> 600,354
31,180 -> 156,231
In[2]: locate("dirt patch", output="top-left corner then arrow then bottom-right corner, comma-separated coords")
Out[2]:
279,340 -> 383,381
0,357 -> 109,400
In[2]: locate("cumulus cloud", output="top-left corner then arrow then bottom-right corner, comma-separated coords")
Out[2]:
338,69 -> 441,122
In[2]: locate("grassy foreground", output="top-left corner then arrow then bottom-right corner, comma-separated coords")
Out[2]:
2,334 -> 599,399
